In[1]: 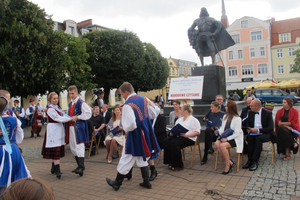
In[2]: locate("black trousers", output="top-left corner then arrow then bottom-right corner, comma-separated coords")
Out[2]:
247,133 -> 271,162
163,136 -> 195,168
203,127 -> 218,161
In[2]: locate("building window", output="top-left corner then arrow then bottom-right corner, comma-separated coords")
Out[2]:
231,34 -> 240,44
228,66 -> 237,77
289,48 -> 295,56
250,48 -> 255,57
229,51 -> 233,60
241,20 -> 248,28
289,64 -> 294,72
281,33 -> 289,42
278,65 -> 284,74
260,47 -> 265,56
238,50 -> 243,59
258,63 -> 268,74
69,26 -> 74,35
277,49 -> 283,58
251,31 -> 262,41
242,65 -> 253,75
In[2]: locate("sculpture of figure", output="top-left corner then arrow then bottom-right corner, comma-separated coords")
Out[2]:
188,7 -> 235,66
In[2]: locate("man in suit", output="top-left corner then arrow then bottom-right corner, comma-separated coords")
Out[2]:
242,99 -> 275,171
240,97 -> 254,154
101,104 -> 112,124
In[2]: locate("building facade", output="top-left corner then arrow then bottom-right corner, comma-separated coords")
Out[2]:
217,16 -> 273,90
271,17 -> 300,81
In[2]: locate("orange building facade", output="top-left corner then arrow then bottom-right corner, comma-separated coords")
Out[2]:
216,17 -> 273,90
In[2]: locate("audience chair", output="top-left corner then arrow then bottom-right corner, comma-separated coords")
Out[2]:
260,141 -> 275,164
157,150 -> 163,164
215,147 -> 244,172
87,132 -> 99,158
182,137 -> 202,168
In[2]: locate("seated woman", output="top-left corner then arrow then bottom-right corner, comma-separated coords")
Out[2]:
214,100 -> 243,174
275,97 -> 300,161
201,101 -> 225,165
163,104 -> 201,171
104,106 -> 125,163
0,96 -> 31,189
169,100 -> 182,127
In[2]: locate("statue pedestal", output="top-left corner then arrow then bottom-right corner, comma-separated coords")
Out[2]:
192,64 -> 226,104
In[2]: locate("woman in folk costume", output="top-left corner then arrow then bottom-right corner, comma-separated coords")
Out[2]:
0,96 -> 31,189
41,92 -> 72,179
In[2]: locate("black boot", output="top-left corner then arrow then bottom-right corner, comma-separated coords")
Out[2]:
149,165 -> 157,181
36,133 -> 41,137
139,166 -> 152,189
30,132 -> 34,138
74,157 -> 85,176
51,162 -> 55,174
54,164 -> 62,179
106,173 -> 125,191
125,167 -> 133,180
72,156 -> 79,173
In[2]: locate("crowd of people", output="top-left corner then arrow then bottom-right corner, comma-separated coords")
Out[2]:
0,84 -> 299,196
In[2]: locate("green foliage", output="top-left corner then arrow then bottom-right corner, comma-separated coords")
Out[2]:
137,43 -> 169,92
290,48 -> 300,73
83,30 -> 169,103
0,0 -> 95,97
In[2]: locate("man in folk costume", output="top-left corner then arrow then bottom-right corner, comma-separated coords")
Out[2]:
106,82 -> 161,191
26,99 -> 43,138
66,85 -> 92,176
12,100 -> 26,129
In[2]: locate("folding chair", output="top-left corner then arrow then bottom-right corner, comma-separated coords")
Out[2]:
182,137 -> 202,168
215,147 -> 244,172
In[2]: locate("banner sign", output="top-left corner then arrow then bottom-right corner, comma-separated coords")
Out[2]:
168,76 -> 204,100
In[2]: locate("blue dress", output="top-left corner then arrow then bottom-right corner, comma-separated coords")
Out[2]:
0,116 -> 31,188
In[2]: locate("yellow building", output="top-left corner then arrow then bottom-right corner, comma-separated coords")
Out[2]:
271,17 -> 300,81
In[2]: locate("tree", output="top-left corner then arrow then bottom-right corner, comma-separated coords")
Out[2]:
136,43 -> 169,92
0,0 -> 95,97
290,48 -> 300,73
83,29 -> 145,103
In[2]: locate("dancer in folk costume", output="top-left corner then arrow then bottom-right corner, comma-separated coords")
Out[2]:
65,85 -> 92,177
41,92 -> 72,179
0,96 -> 31,189
106,82 -> 160,190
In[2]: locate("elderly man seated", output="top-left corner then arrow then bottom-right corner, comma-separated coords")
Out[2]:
242,99 -> 276,171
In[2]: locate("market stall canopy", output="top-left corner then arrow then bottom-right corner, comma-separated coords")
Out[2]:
256,80 -> 277,89
246,82 -> 261,90
281,79 -> 300,88
275,80 -> 288,89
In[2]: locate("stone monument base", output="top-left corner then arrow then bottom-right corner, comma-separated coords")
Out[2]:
192,64 -> 226,104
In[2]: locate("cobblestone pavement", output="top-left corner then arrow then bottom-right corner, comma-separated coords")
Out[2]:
239,103 -> 300,200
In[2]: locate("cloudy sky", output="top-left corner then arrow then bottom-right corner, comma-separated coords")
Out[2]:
30,0 -> 300,66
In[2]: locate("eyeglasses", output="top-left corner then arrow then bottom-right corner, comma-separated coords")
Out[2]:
216,99 -> 223,100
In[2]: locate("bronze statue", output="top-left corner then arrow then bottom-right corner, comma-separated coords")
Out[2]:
188,7 -> 235,66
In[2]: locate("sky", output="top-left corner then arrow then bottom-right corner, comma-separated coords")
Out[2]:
30,0 -> 300,66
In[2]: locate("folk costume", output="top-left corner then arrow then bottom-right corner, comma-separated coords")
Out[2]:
41,104 -> 71,179
66,97 -> 91,176
0,114 -> 31,188
12,105 -> 26,129
106,93 -> 160,190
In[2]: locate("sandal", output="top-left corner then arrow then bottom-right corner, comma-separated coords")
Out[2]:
283,155 -> 290,161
